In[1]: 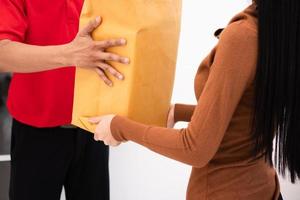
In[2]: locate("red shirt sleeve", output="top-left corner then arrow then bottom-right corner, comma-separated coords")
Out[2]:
0,0 -> 28,42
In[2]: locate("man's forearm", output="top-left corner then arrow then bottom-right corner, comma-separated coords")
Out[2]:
0,40 -> 70,73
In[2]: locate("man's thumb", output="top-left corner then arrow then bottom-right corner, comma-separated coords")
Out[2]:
79,16 -> 101,37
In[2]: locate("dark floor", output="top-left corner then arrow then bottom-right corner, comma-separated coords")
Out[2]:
0,162 -> 10,200
0,105 -> 11,155
0,74 -> 11,155
0,74 -> 11,200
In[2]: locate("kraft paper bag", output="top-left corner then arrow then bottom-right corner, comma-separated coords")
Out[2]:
72,0 -> 182,133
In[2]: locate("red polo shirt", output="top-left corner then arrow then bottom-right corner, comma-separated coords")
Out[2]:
0,0 -> 84,127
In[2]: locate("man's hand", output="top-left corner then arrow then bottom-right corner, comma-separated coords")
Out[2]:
66,16 -> 130,86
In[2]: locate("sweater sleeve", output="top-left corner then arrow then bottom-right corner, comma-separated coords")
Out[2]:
173,103 -> 196,123
111,21 -> 257,168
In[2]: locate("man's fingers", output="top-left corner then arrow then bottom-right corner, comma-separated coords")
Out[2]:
96,39 -> 126,49
79,16 -> 101,37
100,52 -> 130,64
95,68 -> 113,87
97,62 -> 124,80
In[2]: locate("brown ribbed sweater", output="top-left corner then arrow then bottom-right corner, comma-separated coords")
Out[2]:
111,4 -> 280,200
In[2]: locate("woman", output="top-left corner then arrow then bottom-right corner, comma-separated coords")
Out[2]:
90,0 -> 299,199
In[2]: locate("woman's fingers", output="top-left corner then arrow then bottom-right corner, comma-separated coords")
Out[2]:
89,117 -> 102,124
95,68 -> 113,86
79,16 -> 102,37
94,125 -> 107,141
94,134 -> 106,142
167,105 -> 175,128
103,138 -> 120,147
94,134 -> 100,141
110,140 -> 121,147
96,38 -> 126,49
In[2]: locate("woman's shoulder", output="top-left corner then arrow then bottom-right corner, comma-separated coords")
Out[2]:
214,4 -> 258,45
227,3 -> 258,34
217,4 -> 258,49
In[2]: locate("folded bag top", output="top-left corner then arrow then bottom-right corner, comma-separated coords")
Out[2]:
72,0 -> 182,133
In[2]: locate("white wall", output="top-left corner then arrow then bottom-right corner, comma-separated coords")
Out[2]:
280,174 -> 300,200
63,1 -> 300,199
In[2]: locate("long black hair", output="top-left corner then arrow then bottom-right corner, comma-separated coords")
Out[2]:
253,0 -> 300,182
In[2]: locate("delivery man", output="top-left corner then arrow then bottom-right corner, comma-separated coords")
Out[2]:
0,0 -> 129,199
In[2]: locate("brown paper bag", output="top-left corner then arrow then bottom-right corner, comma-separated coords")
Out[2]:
72,0 -> 182,132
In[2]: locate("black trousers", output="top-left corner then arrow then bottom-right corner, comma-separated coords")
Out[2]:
9,120 -> 109,200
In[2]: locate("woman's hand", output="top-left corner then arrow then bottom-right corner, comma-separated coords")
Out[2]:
89,115 -> 121,146
167,104 -> 175,128
65,16 -> 130,86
